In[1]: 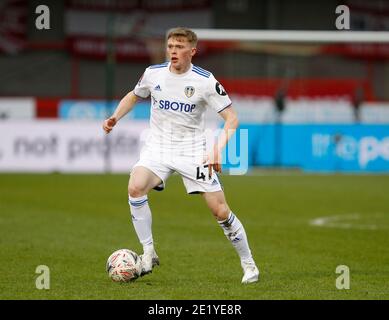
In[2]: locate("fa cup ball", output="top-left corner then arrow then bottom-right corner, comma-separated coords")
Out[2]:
106,249 -> 142,282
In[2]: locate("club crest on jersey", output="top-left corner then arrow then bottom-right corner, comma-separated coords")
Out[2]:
184,86 -> 195,98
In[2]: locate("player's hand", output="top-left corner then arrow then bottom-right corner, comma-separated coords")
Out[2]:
203,148 -> 222,179
103,117 -> 117,134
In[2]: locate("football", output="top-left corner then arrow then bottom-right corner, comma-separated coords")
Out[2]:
106,249 -> 142,282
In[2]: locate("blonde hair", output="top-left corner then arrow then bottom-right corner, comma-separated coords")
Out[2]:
166,27 -> 198,47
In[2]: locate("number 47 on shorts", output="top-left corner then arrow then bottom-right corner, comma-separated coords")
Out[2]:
196,165 -> 210,181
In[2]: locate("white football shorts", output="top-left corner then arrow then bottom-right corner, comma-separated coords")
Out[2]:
132,147 -> 223,194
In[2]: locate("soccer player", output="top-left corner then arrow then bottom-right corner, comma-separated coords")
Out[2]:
103,27 -> 259,284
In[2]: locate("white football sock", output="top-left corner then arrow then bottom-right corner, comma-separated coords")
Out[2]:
218,212 -> 255,265
129,195 -> 154,251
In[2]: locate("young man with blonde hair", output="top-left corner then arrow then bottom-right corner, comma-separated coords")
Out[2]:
103,27 -> 259,283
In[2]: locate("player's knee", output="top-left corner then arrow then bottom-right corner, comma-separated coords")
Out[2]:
212,203 -> 230,221
128,183 -> 147,198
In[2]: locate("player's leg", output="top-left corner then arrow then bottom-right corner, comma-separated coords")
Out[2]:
201,190 -> 259,284
177,160 -> 259,283
128,166 -> 163,275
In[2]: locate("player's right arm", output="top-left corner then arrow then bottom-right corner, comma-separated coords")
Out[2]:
103,91 -> 139,134
103,67 -> 151,134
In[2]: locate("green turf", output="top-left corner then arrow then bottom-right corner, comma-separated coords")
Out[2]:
0,172 -> 388,300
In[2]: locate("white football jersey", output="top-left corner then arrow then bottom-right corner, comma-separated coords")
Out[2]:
133,62 -> 231,157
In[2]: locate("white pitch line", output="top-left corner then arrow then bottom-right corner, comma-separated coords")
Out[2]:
309,213 -> 384,230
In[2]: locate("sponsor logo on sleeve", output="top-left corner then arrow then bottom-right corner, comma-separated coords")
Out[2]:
215,82 -> 227,96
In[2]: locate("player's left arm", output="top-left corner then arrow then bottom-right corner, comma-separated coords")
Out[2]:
206,105 -> 239,177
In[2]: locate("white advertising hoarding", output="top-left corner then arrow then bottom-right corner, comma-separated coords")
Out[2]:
0,120 -> 149,173
0,98 -> 35,119
360,102 -> 389,124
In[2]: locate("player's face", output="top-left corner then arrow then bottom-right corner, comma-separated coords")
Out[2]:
167,37 -> 196,72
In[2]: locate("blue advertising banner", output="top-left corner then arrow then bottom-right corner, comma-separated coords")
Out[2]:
59,100 -> 150,120
223,124 -> 389,173
304,125 -> 389,172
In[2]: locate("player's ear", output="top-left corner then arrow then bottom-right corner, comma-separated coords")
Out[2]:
191,47 -> 197,57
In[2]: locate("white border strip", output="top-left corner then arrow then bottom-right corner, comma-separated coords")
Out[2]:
192,29 -> 389,43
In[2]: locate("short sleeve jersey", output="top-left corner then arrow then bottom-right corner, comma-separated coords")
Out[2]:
134,62 -> 231,156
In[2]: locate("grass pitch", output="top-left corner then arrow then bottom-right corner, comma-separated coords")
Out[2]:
0,172 -> 388,300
